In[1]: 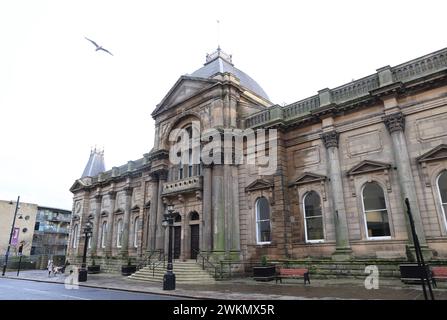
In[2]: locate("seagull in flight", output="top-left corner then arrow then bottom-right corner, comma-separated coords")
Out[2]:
85,37 -> 113,56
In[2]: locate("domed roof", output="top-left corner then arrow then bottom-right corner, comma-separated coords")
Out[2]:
190,48 -> 270,101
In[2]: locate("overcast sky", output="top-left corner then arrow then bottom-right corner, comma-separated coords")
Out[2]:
1,0 -> 446,210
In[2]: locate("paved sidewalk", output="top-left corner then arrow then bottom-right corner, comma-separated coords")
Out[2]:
2,270 -> 446,300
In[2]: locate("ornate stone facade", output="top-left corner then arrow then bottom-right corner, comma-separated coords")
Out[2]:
68,47 -> 447,274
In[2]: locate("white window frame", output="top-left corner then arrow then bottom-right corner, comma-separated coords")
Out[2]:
116,219 -> 123,248
72,224 -> 78,248
101,221 -> 107,248
303,191 -> 325,243
361,182 -> 392,240
436,171 -> 447,232
255,197 -> 271,245
133,217 -> 139,248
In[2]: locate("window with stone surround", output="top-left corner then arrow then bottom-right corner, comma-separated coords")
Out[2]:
437,171 -> 447,231
116,219 -> 123,248
72,224 -> 79,248
255,197 -> 271,244
101,221 -> 107,248
362,182 -> 391,239
133,217 -> 139,248
303,191 -> 324,243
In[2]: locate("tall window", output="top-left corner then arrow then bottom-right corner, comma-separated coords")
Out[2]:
72,224 -> 78,248
303,191 -> 324,242
255,197 -> 271,244
133,217 -> 139,248
437,171 -> 447,230
101,221 -> 107,248
362,182 -> 391,239
117,219 -> 123,248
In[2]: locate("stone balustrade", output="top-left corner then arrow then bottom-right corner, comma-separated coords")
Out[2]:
162,175 -> 203,195
244,47 -> 447,128
331,74 -> 379,104
392,48 -> 447,82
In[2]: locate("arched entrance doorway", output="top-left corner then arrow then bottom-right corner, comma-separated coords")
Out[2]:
189,211 -> 200,259
173,213 -> 182,259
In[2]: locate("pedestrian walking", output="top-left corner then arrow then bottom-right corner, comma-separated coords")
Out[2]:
47,259 -> 53,277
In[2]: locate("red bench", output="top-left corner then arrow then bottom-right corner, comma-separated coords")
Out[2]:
431,266 -> 447,288
276,267 -> 310,285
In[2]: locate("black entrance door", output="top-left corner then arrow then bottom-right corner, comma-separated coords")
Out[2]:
173,226 -> 181,259
190,224 -> 199,259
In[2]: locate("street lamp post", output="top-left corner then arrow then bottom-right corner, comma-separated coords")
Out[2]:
78,221 -> 93,282
162,204 -> 176,290
2,196 -> 21,276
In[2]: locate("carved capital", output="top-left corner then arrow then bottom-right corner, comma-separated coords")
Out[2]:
124,187 -> 133,197
384,112 -> 405,134
150,169 -> 168,181
321,130 -> 339,149
108,191 -> 117,200
94,194 -> 102,202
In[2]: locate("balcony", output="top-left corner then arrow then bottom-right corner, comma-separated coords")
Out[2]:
162,176 -> 203,196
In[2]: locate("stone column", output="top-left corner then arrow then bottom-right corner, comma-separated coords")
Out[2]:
90,194 -> 102,256
321,130 -> 352,260
384,112 -> 430,257
120,187 -> 133,257
202,165 -> 213,252
212,164 -> 225,257
223,164 -> 240,259
105,191 -> 116,257
147,175 -> 159,253
155,170 -> 168,250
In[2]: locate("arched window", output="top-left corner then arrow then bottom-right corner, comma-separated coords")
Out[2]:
101,221 -> 107,248
255,197 -> 271,244
133,217 -> 139,248
362,182 -> 391,239
303,191 -> 324,242
116,219 -> 123,248
437,171 -> 447,230
174,213 -> 182,223
72,224 -> 78,248
190,211 -> 199,221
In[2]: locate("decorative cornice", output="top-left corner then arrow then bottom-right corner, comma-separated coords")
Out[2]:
321,130 -> 339,149
148,149 -> 169,161
383,112 -> 405,134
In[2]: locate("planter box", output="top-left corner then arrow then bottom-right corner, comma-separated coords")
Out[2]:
253,265 -> 276,281
87,265 -> 101,274
121,265 -> 137,276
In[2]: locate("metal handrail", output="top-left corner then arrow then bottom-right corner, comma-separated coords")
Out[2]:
151,252 -> 166,277
138,249 -> 164,270
193,249 -> 222,279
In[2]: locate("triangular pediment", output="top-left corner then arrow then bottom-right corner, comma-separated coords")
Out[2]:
418,144 -> 447,163
245,179 -> 274,192
152,76 -> 218,117
69,178 -> 90,193
347,160 -> 391,176
290,172 -> 327,186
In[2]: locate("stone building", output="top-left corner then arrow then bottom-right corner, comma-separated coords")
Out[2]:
68,46 -> 447,276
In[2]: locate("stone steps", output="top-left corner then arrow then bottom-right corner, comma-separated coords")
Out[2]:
128,260 -> 215,284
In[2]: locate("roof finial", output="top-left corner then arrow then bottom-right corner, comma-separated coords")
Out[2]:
217,19 -> 220,50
